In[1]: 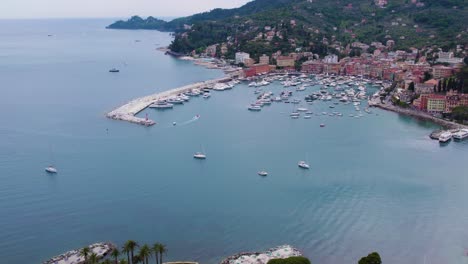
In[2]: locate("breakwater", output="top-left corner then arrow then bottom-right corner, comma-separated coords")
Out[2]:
220,245 -> 302,264
106,76 -> 232,126
43,242 -> 115,264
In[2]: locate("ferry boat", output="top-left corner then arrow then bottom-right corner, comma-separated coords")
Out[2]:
439,132 -> 452,143
45,166 -> 57,174
258,171 -> 268,177
453,129 -> 468,140
298,161 -> 310,169
109,68 -> 119,73
193,152 -> 206,159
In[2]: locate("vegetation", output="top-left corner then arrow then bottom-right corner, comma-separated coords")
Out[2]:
358,252 -> 382,264
108,0 -> 468,58
267,256 -> 311,264
451,106 -> 468,122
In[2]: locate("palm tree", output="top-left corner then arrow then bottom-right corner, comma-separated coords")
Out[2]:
152,243 -> 161,264
101,260 -> 113,264
111,248 -> 120,264
89,253 -> 99,264
119,259 -> 129,264
156,244 -> 167,264
80,246 -> 91,264
123,240 -> 138,264
139,244 -> 152,264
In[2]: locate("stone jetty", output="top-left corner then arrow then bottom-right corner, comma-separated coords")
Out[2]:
220,245 -> 302,264
43,242 -> 115,264
106,76 -> 232,126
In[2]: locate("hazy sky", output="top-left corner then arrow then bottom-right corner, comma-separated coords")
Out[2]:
0,0 -> 251,19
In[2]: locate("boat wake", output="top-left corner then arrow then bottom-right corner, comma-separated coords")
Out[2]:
178,114 -> 201,126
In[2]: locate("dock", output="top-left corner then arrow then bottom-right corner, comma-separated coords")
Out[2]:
106,76 -> 233,126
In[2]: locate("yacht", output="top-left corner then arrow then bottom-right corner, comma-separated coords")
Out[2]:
178,94 -> 190,101
166,97 -> 184,104
149,101 -> 174,109
305,111 -> 313,115
298,161 -> 310,169
109,68 -> 119,73
453,129 -> 468,140
248,105 -> 262,111
193,152 -> 206,159
439,132 -> 452,143
304,115 -> 312,119
203,92 -> 211,99
297,107 -> 308,112
258,171 -> 268,177
45,166 -> 57,174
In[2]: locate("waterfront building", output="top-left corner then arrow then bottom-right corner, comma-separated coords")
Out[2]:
235,52 -> 250,64
445,91 -> 468,113
301,60 -> 324,73
276,56 -> 295,67
259,54 -> 270,65
427,94 -> 446,113
243,64 -> 271,77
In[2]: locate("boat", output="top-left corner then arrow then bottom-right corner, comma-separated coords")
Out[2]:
248,105 -> 262,111
166,97 -> 184,104
258,171 -> 268,177
320,124 -> 325,127
439,132 -> 452,143
304,115 -> 312,119
45,166 -> 57,174
453,129 -> 468,140
297,107 -> 308,112
298,161 -> 310,169
109,68 -> 119,73
305,111 -> 313,115
173,122 -> 177,126
203,92 -> 211,99
193,152 -> 206,159
149,101 -> 174,109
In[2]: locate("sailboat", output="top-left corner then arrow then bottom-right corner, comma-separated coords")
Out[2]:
194,145 -> 206,159
45,145 -> 58,173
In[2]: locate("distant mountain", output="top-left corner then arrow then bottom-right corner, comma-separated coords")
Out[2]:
108,0 -> 468,56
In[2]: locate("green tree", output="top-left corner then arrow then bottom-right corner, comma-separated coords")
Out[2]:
139,244 -> 152,264
408,81 -> 415,92
102,260 -> 113,264
123,240 -> 139,264
452,106 -> 468,122
358,252 -> 382,264
111,248 -> 120,264
89,253 -> 99,264
267,256 -> 311,264
119,259 -> 129,264
80,247 -> 91,264
154,244 -> 167,264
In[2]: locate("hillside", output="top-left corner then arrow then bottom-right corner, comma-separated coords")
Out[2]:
108,0 -> 468,57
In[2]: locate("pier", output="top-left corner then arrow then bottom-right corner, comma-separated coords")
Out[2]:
106,76 -> 233,126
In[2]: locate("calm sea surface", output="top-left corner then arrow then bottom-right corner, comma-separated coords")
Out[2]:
0,19 -> 468,264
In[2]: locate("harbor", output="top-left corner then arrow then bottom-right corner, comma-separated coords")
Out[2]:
43,242 -> 115,264
106,75 -> 236,126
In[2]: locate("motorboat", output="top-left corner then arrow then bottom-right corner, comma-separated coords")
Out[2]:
439,132 -> 452,143
297,107 -> 308,112
304,115 -> 312,119
109,68 -> 119,73
166,97 -> 184,104
149,101 -> 174,109
194,152 -> 206,159
203,92 -> 211,98
298,161 -> 310,169
320,124 -> 325,127
248,105 -> 262,111
258,171 -> 268,177
45,166 -> 57,174
453,129 -> 468,140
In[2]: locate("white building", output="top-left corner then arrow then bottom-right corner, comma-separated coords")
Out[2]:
323,54 -> 338,63
235,52 -> 250,64
437,51 -> 463,64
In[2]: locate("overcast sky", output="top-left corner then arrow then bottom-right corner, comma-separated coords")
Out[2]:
0,0 -> 251,19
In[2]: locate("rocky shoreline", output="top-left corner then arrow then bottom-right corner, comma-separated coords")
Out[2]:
220,245 -> 302,264
43,242 -> 115,264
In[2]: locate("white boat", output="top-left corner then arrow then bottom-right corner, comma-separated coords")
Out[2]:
203,92 -> 211,98
150,101 -> 174,109
453,129 -> 468,140
298,161 -> 310,169
439,132 -> 452,143
166,97 -> 184,104
258,171 -> 268,176
297,107 -> 308,112
193,152 -> 206,159
45,166 -> 57,174
304,115 -> 312,119
248,105 -> 262,111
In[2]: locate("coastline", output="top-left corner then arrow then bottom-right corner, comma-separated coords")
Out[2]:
220,245 -> 302,264
368,98 -> 468,138
43,242 -> 115,264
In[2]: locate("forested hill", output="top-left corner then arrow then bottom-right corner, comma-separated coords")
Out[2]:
108,0 -> 468,55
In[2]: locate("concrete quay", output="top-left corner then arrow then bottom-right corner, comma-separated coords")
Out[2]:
106,76 -> 232,126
